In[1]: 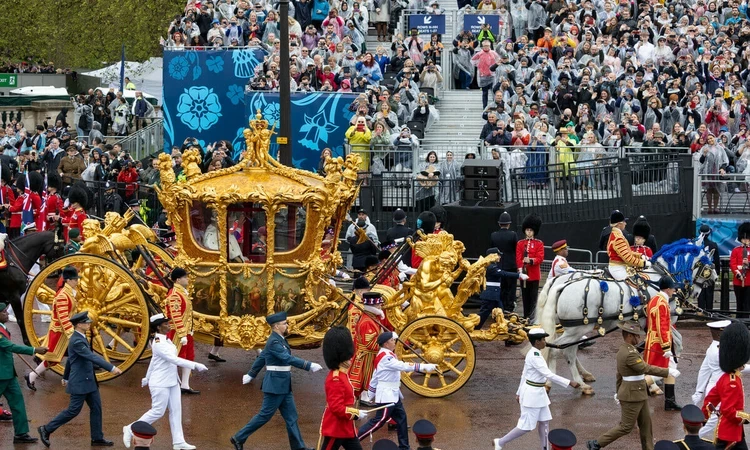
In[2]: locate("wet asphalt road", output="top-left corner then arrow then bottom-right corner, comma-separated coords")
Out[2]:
1,321 -> 723,450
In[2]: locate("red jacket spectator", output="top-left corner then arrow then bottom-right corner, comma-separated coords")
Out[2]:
117,166 -> 139,200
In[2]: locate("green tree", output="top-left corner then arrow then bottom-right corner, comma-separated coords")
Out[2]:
0,0 -> 184,68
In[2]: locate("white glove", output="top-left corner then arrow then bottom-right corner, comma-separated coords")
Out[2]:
310,362 -> 323,373
398,271 -> 407,281
420,363 -> 438,373
663,350 -> 674,359
644,260 -> 652,269
614,394 -> 620,406
194,363 -> 208,373
341,272 -> 351,280
358,410 -> 368,420
669,368 -> 681,379
180,336 -> 188,346
141,377 -> 148,387
360,391 -> 371,402
242,374 -> 253,384
692,392 -> 703,406
519,273 -> 530,281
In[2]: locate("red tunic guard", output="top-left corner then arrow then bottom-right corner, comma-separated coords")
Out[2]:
320,370 -> 359,439
61,207 -> 87,242
166,284 -> 194,361
644,291 -> 671,368
703,372 -> 746,444
515,238 -> 544,281
631,245 -> 653,259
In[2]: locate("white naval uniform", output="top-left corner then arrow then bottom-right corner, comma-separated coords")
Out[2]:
515,348 -> 572,430
692,340 -> 750,439
548,255 -> 576,279
133,333 -> 199,445
366,348 -> 420,403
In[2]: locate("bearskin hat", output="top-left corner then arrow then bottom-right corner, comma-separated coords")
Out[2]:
46,171 -> 62,192
0,163 -> 11,186
429,205 -> 447,225
739,222 -> 750,240
14,173 -> 24,191
719,321 -> 750,373
416,211 -> 436,234
322,326 -> 354,370
521,213 -> 542,236
632,216 -> 651,239
67,184 -> 89,209
27,171 -> 44,196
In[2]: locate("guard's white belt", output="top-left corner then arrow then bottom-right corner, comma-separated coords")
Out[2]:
378,381 -> 401,389
622,375 -> 645,381
486,282 -> 501,287
266,365 -> 291,372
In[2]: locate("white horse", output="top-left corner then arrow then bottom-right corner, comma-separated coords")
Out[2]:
536,238 -> 718,395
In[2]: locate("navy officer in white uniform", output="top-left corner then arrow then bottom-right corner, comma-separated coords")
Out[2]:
493,328 -> 580,450
122,313 -> 208,449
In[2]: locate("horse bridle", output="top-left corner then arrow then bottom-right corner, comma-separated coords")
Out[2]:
6,239 -> 31,274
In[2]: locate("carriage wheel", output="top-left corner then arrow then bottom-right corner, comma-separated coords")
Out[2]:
23,254 -> 150,382
128,242 -> 174,361
395,316 -> 476,398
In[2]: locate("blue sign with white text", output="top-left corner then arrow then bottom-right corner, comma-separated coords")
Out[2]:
408,14 -> 446,35
463,14 -> 498,35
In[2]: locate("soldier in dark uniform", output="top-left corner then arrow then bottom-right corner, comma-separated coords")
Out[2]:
655,441 -> 681,450
697,225 -> 720,311
673,405 -> 717,450
384,209 -> 413,249
413,419 -> 440,450
477,248 -> 526,328
490,212 -> 518,312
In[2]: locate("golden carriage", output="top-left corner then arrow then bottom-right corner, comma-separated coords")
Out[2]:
23,112 -> 529,396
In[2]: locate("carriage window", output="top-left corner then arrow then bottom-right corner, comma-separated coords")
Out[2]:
227,202 -> 267,263
274,203 -> 306,252
189,202 -> 218,252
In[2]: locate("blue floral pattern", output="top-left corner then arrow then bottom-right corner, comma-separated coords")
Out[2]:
226,84 -> 245,105
176,86 -> 223,132
263,102 -> 281,128
206,56 -> 225,73
168,56 -> 190,80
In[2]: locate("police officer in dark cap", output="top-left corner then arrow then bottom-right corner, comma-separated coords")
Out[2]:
697,224 -> 720,311
372,439 -> 399,450
548,429 -> 576,450
129,421 -> 157,450
384,209 -> 413,256
673,405 -> 716,449
490,211 -> 519,312
413,419 -> 440,450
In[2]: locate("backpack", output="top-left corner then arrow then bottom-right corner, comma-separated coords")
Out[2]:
78,113 -> 91,131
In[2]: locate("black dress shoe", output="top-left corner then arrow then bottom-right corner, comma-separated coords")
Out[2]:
38,425 -> 50,448
230,436 -> 243,450
587,440 -> 601,450
24,373 -> 36,391
13,433 -> 38,444
208,353 -> 227,362
181,388 -> 200,395
91,438 -> 114,446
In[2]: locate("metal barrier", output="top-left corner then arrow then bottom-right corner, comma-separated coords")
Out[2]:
115,119 -> 164,161
629,153 -> 682,196
59,176 -> 162,225
345,143 -> 420,174
693,172 -> 750,218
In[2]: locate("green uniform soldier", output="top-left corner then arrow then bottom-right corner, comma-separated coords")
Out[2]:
0,302 -> 49,444
587,320 -> 680,450
65,228 -> 82,254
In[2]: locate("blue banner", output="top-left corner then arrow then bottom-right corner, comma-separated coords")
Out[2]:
408,14 -> 446,35
696,218 -> 744,257
245,91 -> 359,173
162,49 -> 266,157
463,14 -> 498,35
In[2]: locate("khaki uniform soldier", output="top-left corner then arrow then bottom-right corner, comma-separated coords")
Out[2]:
587,321 -> 681,450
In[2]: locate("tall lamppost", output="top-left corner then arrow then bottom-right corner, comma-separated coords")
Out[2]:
277,0 -> 292,166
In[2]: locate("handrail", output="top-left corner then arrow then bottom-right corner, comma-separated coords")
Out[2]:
115,119 -> 164,161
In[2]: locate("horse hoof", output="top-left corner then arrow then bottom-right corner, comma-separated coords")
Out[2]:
581,386 -> 595,395
582,374 -> 596,383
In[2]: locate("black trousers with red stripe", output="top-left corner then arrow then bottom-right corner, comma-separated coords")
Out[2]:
319,436 -> 363,450
357,399 -> 409,450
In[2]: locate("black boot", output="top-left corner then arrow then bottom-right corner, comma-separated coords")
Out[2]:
586,440 -> 601,450
664,384 -> 682,411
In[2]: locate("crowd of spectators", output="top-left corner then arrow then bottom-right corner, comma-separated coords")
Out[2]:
0,60 -> 73,74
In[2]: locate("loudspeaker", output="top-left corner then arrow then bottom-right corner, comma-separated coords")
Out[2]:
463,189 -> 500,201
462,159 -> 502,178
464,177 -> 501,190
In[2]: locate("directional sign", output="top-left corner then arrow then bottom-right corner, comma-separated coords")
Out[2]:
0,74 -> 18,88
463,14 -> 498,35
408,14 -> 446,35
